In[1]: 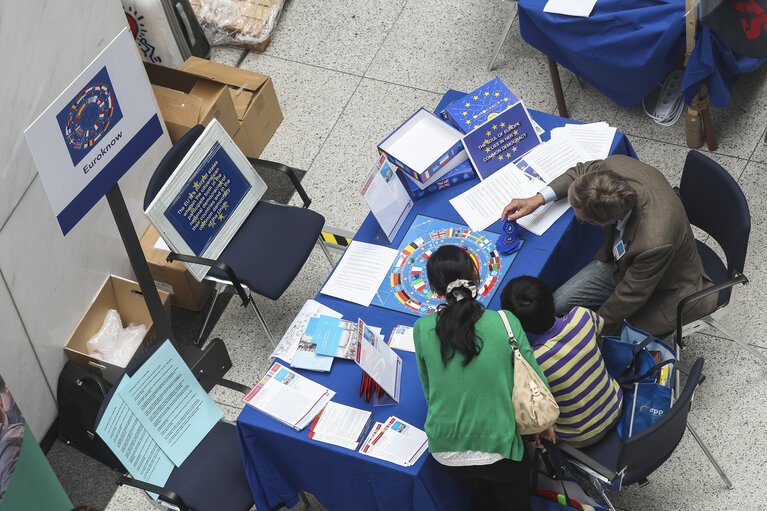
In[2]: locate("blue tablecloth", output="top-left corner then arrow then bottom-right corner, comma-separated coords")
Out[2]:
236,105 -> 636,511
519,0 -> 765,108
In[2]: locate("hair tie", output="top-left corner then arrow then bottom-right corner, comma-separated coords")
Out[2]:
445,279 -> 477,302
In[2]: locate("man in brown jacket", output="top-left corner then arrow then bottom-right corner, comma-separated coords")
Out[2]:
502,155 -> 717,336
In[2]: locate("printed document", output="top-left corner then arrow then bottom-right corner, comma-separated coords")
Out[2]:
270,300 -> 342,363
550,122 -> 616,161
321,241 -> 398,306
517,198 -> 571,236
359,416 -> 428,466
388,325 -> 415,353
361,154 -> 413,242
450,163 -> 542,231
309,402 -> 373,451
355,320 -> 402,404
544,0 -> 598,17
514,137 -> 590,184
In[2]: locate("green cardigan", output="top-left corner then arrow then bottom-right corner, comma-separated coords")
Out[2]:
413,309 -> 548,461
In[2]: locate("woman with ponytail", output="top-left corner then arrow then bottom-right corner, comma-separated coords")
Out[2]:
413,245 -> 553,511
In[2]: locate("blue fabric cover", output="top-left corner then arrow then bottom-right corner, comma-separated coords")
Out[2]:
682,24 -> 766,108
235,104 -> 638,511
518,0 -> 686,108
207,201 -> 325,299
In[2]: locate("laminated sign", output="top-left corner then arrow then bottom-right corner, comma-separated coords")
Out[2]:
24,27 -> 163,235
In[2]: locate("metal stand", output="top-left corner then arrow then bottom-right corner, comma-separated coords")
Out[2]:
105,183 -> 231,378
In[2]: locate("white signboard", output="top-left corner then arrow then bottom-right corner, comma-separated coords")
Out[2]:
24,27 -> 163,235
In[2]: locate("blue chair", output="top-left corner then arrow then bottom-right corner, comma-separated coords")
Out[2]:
559,358 -> 715,509
673,151 -> 761,364
145,124 -> 332,346
94,341 -> 254,511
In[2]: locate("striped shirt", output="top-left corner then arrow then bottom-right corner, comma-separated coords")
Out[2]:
528,307 -> 623,444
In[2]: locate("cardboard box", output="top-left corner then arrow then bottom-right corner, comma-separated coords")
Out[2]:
378,108 -> 466,185
178,57 -> 283,158
64,276 -> 172,384
144,61 -> 240,143
139,224 -> 212,311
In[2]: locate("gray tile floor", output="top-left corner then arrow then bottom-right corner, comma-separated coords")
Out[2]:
53,0 -> 767,509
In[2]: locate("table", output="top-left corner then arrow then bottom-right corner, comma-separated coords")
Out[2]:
518,0 -> 765,149
237,99 -> 637,511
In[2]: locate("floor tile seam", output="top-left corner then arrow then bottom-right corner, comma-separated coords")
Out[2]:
620,131 -> 753,166
240,51 -> 367,79
691,330 -> 767,351
360,0 -> 410,79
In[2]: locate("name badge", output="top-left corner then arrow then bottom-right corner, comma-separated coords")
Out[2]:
613,239 -> 627,261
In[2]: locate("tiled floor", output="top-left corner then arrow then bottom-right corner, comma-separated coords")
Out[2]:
61,0 -> 767,509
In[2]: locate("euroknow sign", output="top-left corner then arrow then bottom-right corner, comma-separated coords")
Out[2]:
25,27 -> 163,235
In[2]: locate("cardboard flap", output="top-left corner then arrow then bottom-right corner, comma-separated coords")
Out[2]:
151,85 -> 202,126
145,62 -> 199,92
178,56 -> 269,91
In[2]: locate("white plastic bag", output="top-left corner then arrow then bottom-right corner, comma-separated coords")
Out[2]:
86,309 -> 147,367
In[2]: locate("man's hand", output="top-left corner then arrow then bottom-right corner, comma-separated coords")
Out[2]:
501,193 -> 545,221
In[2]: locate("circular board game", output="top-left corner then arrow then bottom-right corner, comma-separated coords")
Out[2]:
62,83 -> 117,151
389,227 -> 501,315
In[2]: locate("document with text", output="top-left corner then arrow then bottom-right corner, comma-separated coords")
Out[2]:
320,241 -> 398,306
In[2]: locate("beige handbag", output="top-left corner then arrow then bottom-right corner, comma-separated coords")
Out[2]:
497,310 -> 559,435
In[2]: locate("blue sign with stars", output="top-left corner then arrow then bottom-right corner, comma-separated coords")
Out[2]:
462,101 -> 542,181
445,78 -> 519,134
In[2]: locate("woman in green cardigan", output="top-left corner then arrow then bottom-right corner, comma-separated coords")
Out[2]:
413,245 -> 554,511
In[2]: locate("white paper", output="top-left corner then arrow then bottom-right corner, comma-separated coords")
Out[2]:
517,198 -> 572,236
153,237 -> 170,251
549,122 -> 617,161
359,416 -> 428,466
270,300 -> 342,363
320,242 -> 398,306
362,154 -> 413,242
544,0 -> 598,17
243,362 -> 335,431
515,137 -> 590,184
449,164 -> 542,232
388,325 -> 415,353
310,402 -> 372,450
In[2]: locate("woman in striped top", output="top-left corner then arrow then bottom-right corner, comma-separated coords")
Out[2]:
501,276 -> 623,447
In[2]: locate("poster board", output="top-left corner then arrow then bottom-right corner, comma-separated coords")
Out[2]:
145,119 -> 267,281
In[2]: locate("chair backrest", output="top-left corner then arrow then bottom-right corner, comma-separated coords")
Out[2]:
616,357 -> 704,485
679,151 -> 750,276
143,124 -> 205,210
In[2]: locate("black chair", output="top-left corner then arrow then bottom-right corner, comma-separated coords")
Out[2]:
94,340 -> 254,511
559,358 -> 721,509
145,124 -> 333,346
673,150 -> 763,364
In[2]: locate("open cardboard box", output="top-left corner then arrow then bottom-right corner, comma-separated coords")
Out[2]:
140,224 -> 212,311
144,57 -> 282,158
178,56 -> 283,158
64,275 -> 172,384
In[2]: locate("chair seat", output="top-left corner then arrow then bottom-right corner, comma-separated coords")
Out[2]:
207,201 -> 325,300
696,240 -> 730,308
165,422 -> 254,511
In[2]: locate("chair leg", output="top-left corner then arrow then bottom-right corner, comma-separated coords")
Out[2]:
487,3 -> 518,72
590,478 -> 617,511
317,236 -> 335,267
686,421 -> 733,489
547,57 -> 569,118
249,295 -> 277,347
196,283 -> 225,345
700,316 -> 767,365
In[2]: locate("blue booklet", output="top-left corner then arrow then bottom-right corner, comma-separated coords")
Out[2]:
445,78 -> 519,134
291,316 -> 334,372
462,101 -> 542,180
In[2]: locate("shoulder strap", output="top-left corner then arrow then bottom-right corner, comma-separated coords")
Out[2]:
497,310 -> 518,350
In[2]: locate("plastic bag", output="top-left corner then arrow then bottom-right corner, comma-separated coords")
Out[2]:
190,0 -> 286,48
86,309 -> 147,367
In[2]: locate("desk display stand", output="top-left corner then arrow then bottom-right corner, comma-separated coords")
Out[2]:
105,183 -> 232,383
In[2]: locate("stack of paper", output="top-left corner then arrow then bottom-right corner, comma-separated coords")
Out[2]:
243,362 -> 335,431
309,402 -> 373,451
270,300 -> 342,364
321,241 -> 399,307
549,122 -> 617,162
95,341 -> 224,499
388,325 -> 415,353
359,416 -> 429,467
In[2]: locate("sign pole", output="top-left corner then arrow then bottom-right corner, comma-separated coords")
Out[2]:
105,183 -> 175,345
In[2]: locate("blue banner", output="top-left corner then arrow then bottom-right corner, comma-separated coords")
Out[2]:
163,141 -> 252,256
462,102 -> 541,180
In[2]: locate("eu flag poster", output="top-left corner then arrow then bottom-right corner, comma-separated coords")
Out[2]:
462,101 -> 541,180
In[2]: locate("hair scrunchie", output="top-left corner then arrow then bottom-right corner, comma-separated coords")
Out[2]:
445,279 -> 477,302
